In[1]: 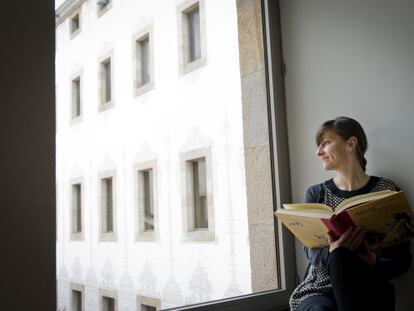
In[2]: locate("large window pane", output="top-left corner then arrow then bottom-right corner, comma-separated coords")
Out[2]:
55,1 -> 286,310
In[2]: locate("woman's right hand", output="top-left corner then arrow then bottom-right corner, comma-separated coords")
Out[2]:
327,226 -> 366,253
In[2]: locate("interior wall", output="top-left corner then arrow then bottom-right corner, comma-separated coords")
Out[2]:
0,1 -> 56,310
279,0 -> 414,310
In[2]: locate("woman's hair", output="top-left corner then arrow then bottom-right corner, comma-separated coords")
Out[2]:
316,116 -> 368,171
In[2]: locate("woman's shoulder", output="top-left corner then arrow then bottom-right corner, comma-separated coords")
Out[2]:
304,183 -> 325,203
371,175 -> 401,192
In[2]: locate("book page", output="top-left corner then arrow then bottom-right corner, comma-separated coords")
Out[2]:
335,190 -> 396,213
275,212 -> 330,248
282,203 -> 333,214
345,192 -> 414,249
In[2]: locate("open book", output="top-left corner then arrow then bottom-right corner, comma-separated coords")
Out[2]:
274,190 -> 414,249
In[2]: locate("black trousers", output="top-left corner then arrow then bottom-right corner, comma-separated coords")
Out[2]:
297,247 -> 395,311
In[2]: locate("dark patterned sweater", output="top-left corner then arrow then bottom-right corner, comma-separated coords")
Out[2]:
289,176 -> 412,310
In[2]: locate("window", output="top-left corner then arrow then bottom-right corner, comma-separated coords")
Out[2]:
71,179 -> 83,240
70,10 -> 81,38
71,284 -> 84,311
71,75 -> 82,121
99,55 -> 114,111
181,147 -> 214,241
137,296 -> 160,311
100,289 -> 117,311
177,0 -> 206,75
133,26 -> 154,96
135,161 -> 158,241
99,171 -> 117,241
97,0 -> 112,17
187,6 -> 200,62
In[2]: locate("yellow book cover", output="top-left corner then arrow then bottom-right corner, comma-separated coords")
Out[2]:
274,191 -> 414,249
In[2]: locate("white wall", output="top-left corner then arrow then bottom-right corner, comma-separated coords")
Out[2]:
280,0 -> 414,309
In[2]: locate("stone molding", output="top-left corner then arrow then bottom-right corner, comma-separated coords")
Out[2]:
56,0 -> 87,26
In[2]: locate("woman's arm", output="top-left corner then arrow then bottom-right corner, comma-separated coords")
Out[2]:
303,184 -> 331,267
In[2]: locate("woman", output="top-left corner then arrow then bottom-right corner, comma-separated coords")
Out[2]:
290,116 -> 412,311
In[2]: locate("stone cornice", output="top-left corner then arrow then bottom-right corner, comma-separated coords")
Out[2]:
55,0 -> 88,27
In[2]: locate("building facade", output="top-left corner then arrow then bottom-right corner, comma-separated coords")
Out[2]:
55,0 -> 277,310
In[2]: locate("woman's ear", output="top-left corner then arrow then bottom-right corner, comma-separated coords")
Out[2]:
347,136 -> 358,151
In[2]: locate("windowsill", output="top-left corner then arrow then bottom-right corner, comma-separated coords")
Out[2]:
180,57 -> 207,76
184,230 -> 215,242
136,230 -> 157,242
70,29 -> 81,40
99,233 -> 117,241
70,115 -> 83,125
70,233 -> 84,241
134,81 -> 154,98
99,101 -> 114,112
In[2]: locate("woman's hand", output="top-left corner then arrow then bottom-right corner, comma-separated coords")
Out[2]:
327,226 -> 366,253
327,226 -> 376,266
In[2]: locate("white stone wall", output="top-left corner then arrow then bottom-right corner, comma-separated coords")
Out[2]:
56,0 -> 253,309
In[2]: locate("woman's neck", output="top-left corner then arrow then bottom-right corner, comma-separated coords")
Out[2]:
334,167 -> 370,191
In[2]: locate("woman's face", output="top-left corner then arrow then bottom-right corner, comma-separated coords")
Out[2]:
316,130 -> 353,171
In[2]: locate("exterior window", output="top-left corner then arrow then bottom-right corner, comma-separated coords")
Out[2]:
71,179 -> 83,240
141,305 -> 156,311
71,284 -> 84,311
99,290 -> 117,311
137,296 -> 160,311
101,58 -> 111,104
72,290 -> 82,311
102,177 -> 113,232
97,0 -> 112,17
99,171 -> 116,241
187,6 -> 201,62
181,147 -> 214,241
102,297 -> 115,311
135,161 -> 158,241
177,0 -> 206,75
71,76 -> 81,120
70,12 -> 81,37
72,184 -> 82,233
133,26 -> 154,96
142,169 -> 154,231
192,158 -> 207,229
139,36 -> 150,85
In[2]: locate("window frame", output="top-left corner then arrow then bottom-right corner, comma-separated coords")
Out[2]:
99,170 -> 117,241
134,160 -> 159,241
177,0 -> 207,76
97,0 -> 113,18
71,283 -> 85,311
70,177 -> 84,241
132,25 -> 155,97
69,8 -> 81,39
180,147 -> 215,242
138,295 -> 161,311
99,288 -> 118,311
98,51 -> 115,112
70,70 -> 83,124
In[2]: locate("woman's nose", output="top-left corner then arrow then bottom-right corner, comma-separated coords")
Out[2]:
316,145 -> 323,157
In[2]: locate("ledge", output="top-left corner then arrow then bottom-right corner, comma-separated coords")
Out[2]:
55,0 -> 87,26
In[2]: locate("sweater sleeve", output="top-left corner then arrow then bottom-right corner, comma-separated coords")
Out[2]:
303,184 -> 330,268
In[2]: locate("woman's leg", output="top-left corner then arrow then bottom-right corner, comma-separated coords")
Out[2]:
296,295 -> 337,311
328,247 -> 395,311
